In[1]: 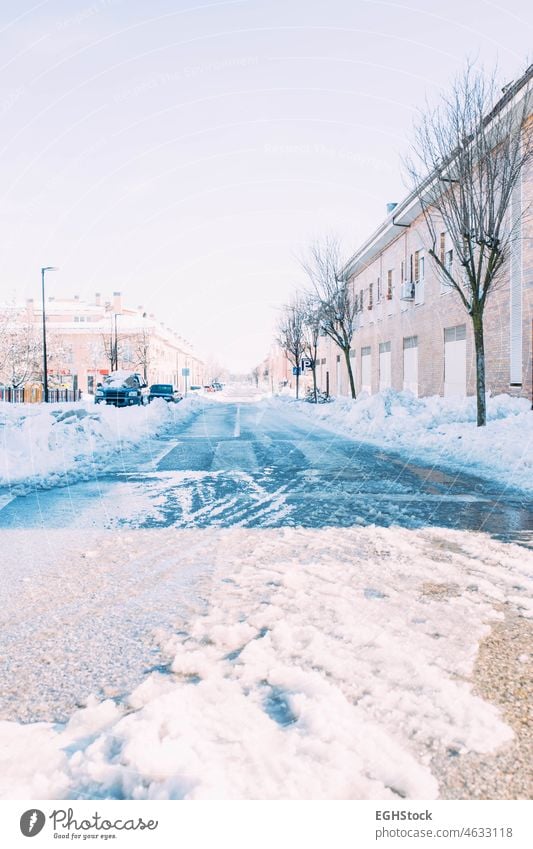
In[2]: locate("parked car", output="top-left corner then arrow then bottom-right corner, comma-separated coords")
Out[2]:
189,385 -> 203,392
148,383 -> 183,403
94,371 -> 149,407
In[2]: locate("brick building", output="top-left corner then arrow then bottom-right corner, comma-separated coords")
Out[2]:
313,68 -> 532,402
18,292 -> 204,394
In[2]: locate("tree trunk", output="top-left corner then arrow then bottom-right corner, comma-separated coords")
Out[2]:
311,364 -> 317,402
472,309 -> 486,427
344,346 -> 357,400
295,368 -> 300,400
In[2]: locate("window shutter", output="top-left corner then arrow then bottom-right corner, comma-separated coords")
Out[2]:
387,269 -> 393,299
368,282 -> 373,309
440,232 -> 446,264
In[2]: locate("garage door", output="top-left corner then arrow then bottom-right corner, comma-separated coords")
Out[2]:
444,325 -> 466,397
361,347 -> 371,393
403,336 -> 418,396
379,341 -> 391,390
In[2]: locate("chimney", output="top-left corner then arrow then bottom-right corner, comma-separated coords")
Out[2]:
386,202 -> 398,215
95,292 -> 101,306
113,291 -> 122,313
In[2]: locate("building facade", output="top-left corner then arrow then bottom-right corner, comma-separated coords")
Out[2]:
314,71 -> 533,403
15,292 -> 204,394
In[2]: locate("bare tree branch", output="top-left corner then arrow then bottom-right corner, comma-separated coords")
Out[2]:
404,61 -> 532,425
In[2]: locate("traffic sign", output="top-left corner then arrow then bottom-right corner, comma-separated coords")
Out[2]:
292,367 -> 300,376
301,358 -> 314,371
181,367 -> 190,377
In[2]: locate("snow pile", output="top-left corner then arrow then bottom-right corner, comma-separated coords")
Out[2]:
278,390 -> 533,492
0,396 -> 206,490
0,525 -> 530,800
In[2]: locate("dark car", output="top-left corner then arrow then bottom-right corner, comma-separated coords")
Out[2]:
148,384 -> 183,403
94,371 -> 149,407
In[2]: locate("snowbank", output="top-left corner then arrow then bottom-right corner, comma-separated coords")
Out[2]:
275,390 -> 533,492
0,396 -> 207,491
0,524 -> 530,800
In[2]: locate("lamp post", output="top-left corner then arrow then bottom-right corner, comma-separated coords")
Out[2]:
41,266 -> 58,403
114,312 -> 119,371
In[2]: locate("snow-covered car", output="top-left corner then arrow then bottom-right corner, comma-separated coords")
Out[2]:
148,384 -> 183,403
94,371 -> 149,407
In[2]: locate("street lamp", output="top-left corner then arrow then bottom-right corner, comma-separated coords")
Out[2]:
41,266 -> 58,403
114,312 -> 119,371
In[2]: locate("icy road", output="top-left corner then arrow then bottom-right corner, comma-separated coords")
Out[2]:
1,396 -> 532,800
0,399 -> 530,541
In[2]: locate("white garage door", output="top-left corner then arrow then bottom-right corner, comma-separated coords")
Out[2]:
361,347 -> 371,393
379,341 -> 391,390
444,325 -> 466,397
403,336 -> 418,396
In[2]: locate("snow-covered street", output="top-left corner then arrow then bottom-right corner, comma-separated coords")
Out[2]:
0,397 -> 531,541
0,394 -> 531,800
0,524 -> 531,800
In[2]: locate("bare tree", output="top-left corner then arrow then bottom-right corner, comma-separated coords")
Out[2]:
302,236 -> 357,399
132,327 -> 151,383
251,366 -> 260,388
302,294 -> 322,402
277,298 -> 306,399
405,62 -> 532,426
101,329 -> 115,372
0,312 -> 40,388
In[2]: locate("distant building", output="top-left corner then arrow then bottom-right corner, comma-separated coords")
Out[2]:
18,291 -> 204,393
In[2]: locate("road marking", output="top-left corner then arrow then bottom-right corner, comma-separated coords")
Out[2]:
0,495 -> 14,511
233,405 -> 241,438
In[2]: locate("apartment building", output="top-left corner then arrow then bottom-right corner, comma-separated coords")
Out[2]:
21,292 -> 204,393
317,69 -> 532,403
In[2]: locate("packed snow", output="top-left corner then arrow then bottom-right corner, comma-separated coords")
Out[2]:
276,390 -> 533,493
0,525 -> 531,801
0,395 -> 207,491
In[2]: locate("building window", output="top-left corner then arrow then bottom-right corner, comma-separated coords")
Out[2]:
415,251 -> 424,281
445,249 -> 453,273
359,289 -> 364,311
377,276 -> 382,302
368,282 -> 373,310
387,269 -> 393,299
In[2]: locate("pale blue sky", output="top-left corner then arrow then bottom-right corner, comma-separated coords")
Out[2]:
0,0 -> 531,370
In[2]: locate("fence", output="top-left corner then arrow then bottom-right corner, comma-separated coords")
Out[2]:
0,386 -> 82,403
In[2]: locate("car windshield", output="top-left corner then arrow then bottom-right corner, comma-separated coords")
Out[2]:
151,385 -> 172,392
